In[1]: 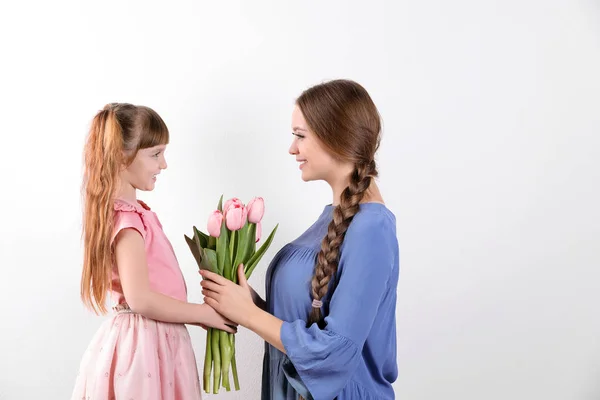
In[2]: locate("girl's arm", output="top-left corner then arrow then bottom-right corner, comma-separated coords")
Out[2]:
115,228 -> 236,333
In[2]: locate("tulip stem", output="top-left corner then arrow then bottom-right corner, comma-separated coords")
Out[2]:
203,328 -> 212,393
220,330 -> 232,391
229,230 -> 237,281
211,328 -> 221,393
231,334 -> 240,390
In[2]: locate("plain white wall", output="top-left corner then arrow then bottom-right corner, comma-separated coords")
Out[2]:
1,0 -> 599,399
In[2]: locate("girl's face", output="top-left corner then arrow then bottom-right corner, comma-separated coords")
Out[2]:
121,144 -> 168,191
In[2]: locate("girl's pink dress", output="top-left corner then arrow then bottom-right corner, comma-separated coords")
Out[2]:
71,199 -> 202,400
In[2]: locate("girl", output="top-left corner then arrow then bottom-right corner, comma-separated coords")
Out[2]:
201,80 -> 399,399
72,103 -> 236,400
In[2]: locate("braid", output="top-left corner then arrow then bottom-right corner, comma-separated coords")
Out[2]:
295,79 -> 382,400
307,160 -> 378,328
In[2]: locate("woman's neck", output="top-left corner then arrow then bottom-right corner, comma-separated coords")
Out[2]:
330,180 -> 384,206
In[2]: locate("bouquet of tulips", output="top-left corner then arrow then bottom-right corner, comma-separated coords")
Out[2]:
184,195 -> 278,393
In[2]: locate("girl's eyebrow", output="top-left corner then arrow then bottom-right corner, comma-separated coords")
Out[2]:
292,127 -> 307,132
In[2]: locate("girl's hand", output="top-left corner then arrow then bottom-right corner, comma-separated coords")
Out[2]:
189,323 -> 209,331
200,264 -> 258,327
199,303 -> 238,333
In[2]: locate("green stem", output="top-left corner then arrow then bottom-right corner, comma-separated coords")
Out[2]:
203,329 -> 212,393
211,328 -> 221,394
220,330 -> 232,391
231,334 -> 240,390
229,230 -> 237,280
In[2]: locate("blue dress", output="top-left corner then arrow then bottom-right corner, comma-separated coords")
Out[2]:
262,203 -> 399,400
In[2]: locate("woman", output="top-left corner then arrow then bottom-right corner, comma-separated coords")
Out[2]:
201,79 -> 399,400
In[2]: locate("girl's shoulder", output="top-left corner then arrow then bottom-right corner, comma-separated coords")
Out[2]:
114,198 -> 152,214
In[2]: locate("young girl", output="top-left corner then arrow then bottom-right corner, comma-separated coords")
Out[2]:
71,103 -> 236,400
200,80 -> 399,399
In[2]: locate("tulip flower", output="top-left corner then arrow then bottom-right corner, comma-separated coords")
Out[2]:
225,203 -> 247,231
184,194 -> 279,394
223,197 -> 243,214
207,210 -> 223,237
247,197 -> 265,224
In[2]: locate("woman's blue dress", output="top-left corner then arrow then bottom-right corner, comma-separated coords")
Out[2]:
262,203 -> 399,400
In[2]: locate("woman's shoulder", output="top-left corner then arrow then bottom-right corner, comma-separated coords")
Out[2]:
348,203 -> 396,235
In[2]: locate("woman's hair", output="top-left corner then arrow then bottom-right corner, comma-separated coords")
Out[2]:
80,103 -> 169,314
297,79 -> 382,328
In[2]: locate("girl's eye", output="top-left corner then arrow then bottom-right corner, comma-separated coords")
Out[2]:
153,152 -> 161,157
292,132 -> 305,139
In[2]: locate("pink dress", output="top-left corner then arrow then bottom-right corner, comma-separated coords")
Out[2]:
71,199 -> 202,400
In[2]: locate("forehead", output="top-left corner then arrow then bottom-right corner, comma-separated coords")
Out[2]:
142,144 -> 167,152
291,105 -> 307,129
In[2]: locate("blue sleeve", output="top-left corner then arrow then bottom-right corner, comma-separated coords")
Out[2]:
280,214 -> 397,400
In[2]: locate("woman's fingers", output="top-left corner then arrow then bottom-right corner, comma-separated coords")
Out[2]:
237,264 -> 249,289
200,279 -> 222,293
202,289 -> 219,299
200,270 -> 229,285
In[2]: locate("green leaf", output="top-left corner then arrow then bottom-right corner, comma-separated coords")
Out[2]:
230,230 -> 237,266
208,235 -> 217,250
184,234 -> 202,268
201,248 -> 218,273
234,222 -> 255,268
217,194 -> 224,212
245,223 -> 278,279
193,226 -> 209,249
216,220 -> 232,278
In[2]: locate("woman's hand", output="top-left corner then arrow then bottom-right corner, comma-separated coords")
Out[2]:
198,303 -> 238,333
200,264 -> 259,327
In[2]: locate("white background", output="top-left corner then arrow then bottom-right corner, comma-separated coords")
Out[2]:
0,1 -> 599,399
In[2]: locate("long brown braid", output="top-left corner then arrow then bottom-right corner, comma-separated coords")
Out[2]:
296,79 -> 382,328
296,80 -> 381,398
309,161 -> 378,327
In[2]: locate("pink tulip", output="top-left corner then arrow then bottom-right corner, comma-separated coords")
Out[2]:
223,197 -> 243,214
225,203 -> 247,231
247,197 -> 265,224
207,210 -> 224,237
255,221 -> 262,243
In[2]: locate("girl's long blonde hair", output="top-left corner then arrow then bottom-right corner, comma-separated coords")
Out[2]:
80,103 -> 169,314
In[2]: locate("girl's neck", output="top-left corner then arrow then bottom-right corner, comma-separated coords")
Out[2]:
117,179 -> 137,204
